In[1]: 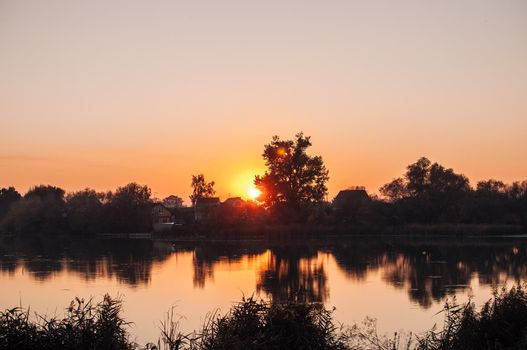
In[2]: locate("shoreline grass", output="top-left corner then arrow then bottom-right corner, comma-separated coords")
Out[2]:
2,285 -> 527,349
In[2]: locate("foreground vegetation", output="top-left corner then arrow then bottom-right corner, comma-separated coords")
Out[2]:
2,285 -> 527,350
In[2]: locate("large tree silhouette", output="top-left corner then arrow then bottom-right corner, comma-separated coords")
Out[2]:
254,132 -> 329,219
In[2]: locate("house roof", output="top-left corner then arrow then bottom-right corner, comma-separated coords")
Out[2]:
223,197 -> 245,206
152,202 -> 168,208
164,195 -> 181,200
195,197 -> 220,206
333,189 -> 370,204
152,202 -> 172,213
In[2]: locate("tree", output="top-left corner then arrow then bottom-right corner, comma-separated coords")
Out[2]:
190,174 -> 216,206
0,187 -> 21,220
380,157 -> 470,200
163,195 -> 184,208
511,181 -> 527,226
428,163 -> 471,194
507,181 -> 527,200
379,178 -> 408,201
2,185 -> 66,234
65,188 -> 104,235
379,157 -> 470,223
254,132 -> 329,218
476,179 -> 507,194
406,157 -> 432,196
103,183 -> 153,233
24,185 -> 65,200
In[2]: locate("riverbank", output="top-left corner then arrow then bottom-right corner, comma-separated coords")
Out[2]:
1,223 -> 524,242
161,223 -> 525,241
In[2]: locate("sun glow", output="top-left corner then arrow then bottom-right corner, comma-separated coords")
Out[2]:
248,187 -> 261,200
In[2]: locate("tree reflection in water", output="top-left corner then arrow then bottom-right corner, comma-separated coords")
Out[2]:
256,246 -> 328,302
1,236 -> 526,308
0,236 -> 159,286
330,238 -> 527,307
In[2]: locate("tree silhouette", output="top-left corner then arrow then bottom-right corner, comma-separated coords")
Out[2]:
254,132 -> 329,219
103,183 -> 153,233
476,179 -> 507,194
65,188 -> 104,235
24,185 -> 65,201
3,185 -> 66,233
379,157 -> 471,223
406,157 -> 432,196
379,177 -> 408,201
162,195 -> 184,208
190,174 -> 216,206
0,187 -> 21,220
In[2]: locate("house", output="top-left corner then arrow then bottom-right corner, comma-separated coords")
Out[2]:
223,197 -> 245,208
194,197 -> 221,223
333,187 -> 371,221
152,203 -> 175,232
221,197 -> 248,222
163,195 -> 184,209
152,203 -> 173,224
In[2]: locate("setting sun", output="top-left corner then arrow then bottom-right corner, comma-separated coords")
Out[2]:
248,187 -> 261,200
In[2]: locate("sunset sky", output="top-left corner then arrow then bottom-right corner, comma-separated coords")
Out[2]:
1,0 -> 526,203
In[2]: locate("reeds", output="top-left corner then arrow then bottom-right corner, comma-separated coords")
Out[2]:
2,285 -> 527,350
417,285 -> 527,349
147,296 -> 349,350
0,295 -> 133,350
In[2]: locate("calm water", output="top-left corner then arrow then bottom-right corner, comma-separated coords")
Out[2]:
1,235 -> 526,345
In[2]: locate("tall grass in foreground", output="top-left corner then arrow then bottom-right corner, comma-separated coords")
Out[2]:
417,285 -> 527,350
2,286 -> 527,350
0,295 -> 132,350
147,297 -> 350,350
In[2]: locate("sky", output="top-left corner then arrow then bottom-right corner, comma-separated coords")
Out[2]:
1,0 -> 526,203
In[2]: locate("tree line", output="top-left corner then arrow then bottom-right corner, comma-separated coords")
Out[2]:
0,183 -> 153,235
1,132 -> 526,234
250,133 -> 527,226
375,157 -> 527,225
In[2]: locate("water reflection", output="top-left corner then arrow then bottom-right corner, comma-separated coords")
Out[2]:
1,236 -> 526,307
256,247 -> 328,302
330,239 -> 527,307
0,236 -> 159,286
191,243 -> 265,287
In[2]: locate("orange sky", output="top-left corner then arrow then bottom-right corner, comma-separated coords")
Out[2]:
1,0 -> 526,204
